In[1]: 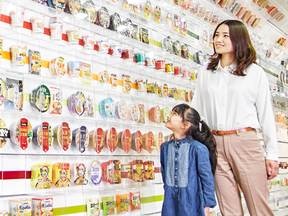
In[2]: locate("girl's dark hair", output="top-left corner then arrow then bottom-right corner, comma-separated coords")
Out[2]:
172,104 -> 217,175
207,19 -> 256,76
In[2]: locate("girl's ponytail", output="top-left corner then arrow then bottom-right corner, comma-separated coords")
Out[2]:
187,120 -> 217,175
172,104 -> 217,175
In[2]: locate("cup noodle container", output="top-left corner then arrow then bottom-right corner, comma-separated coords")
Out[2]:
148,106 -> 162,125
10,118 -> 33,150
83,35 -> 95,49
118,129 -> 131,153
115,100 -> 128,121
30,17 -> 45,34
50,22 -> 63,41
66,29 -> 80,45
89,128 -> 105,153
10,45 -> 27,66
0,119 -> 8,148
128,103 -> 140,122
68,91 -> 86,116
132,131 -> 142,153
155,132 -> 164,151
67,61 -> 81,77
105,127 -> 118,153
101,160 -> 121,184
72,163 -> 88,185
49,57 -> 66,77
144,160 -> 155,180
53,122 -> 72,151
90,160 -> 102,186
10,10 -> 25,28
72,126 -> 89,153
142,131 -> 155,153
32,122 -> 54,152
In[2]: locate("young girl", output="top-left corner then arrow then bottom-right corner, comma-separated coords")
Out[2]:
160,104 -> 217,216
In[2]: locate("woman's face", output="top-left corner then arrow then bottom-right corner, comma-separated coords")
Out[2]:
213,24 -> 234,55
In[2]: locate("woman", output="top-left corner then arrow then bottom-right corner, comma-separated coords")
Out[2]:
192,19 -> 278,216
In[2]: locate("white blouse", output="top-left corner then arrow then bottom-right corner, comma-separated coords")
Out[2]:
192,62 -> 278,161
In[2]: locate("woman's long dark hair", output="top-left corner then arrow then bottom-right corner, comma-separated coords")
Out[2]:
207,19 -> 256,76
172,104 -> 217,175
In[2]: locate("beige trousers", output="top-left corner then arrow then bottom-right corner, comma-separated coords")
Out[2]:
214,131 -> 273,216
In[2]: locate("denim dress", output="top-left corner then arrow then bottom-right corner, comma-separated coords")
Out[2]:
160,137 -> 216,216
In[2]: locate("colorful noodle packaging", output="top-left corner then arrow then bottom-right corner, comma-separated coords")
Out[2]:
116,193 -> 130,213
130,191 -> 141,211
102,196 -> 115,216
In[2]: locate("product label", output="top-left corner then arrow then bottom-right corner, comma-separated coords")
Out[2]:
42,122 -> 49,152
62,122 -> 69,151
20,118 -> 28,150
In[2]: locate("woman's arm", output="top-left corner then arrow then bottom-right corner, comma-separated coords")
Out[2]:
255,68 -> 278,178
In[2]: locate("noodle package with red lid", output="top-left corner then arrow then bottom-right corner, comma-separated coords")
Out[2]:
89,128 -> 105,153
105,127 -> 118,152
118,129 -> 131,153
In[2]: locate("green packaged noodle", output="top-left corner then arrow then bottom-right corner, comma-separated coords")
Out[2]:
102,196 -> 115,216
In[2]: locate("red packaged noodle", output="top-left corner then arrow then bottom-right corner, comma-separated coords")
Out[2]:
144,160 -> 155,180
142,131 -> 155,153
105,127 -> 118,152
130,191 -> 141,211
101,160 -> 121,184
129,160 -> 144,182
132,131 -> 142,153
118,129 -> 131,153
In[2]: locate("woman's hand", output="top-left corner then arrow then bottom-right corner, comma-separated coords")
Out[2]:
266,159 -> 279,180
204,207 -> 210,216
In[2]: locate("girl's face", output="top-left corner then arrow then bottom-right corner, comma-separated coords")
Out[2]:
165,110 -> 185,132
213,24 -> 234,55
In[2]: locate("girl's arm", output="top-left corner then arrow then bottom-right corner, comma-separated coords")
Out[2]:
196,144 -> 217,208
204,207 -> 210,216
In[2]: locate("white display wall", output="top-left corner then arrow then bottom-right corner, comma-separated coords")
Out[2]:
0,0 -> 288,216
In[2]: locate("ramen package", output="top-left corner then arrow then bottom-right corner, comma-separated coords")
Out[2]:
89,128 -> 105,153
116,193 -> 130,213
144,160 -> 155,180
31,163 -> 53,189
90,160 -> 102,186
101,160 -> 121,184
138,104 -> 145,124
53,122 -> 72,151
84,95 -> 94,117
50,87 -> 62,115
0,119 -> 8,148
52,162 -> 71,187
71,126 -> 89,153
111,74 -> 118,88
32,198 -> 53,216
105,127 -> 118,152
0,78 -> 7,106
32,122 -> 54,152
9,199 -> 32,216
102,196 -> 115,216
86,197 -> 100,216
28,50 -> 41,75
81,62 -> 92,86
139,27 -> 149,44
73,163 -> 88,185
122,74 -> 132,94
10,118 -> 33,150
130,191 -> 141,211
129,160 -> 144,182
6,78 -> 23,111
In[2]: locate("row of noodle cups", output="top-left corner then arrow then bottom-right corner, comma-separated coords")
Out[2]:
1,118 -> 165,154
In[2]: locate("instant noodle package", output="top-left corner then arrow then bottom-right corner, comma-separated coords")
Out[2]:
52,163 -> 71,187
89,128 -> 105,153
116,193 -> 130,213
32,122 -> 54,152
130,191 -> 141,211
102,196 -> 115,216
10,200 -> 32,216
32,198 -> 53,216
101,160 -> 121,184
71,126 -> 89,153
86,197 -> 100,216
53,122 -> 72,151
10,118 -> 33,150
90,160 -> 102,186
144,161 -> 155,180
31,163 -> 53,189
73,163 -> 88,186
129,160 -> 144,182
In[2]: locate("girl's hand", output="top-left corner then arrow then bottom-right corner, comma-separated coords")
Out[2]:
204,207 -> 210,216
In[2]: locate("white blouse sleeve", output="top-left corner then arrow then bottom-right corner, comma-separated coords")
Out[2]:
255,70 -> 278,161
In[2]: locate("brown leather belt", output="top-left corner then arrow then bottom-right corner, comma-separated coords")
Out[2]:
211,127 -> 255,135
